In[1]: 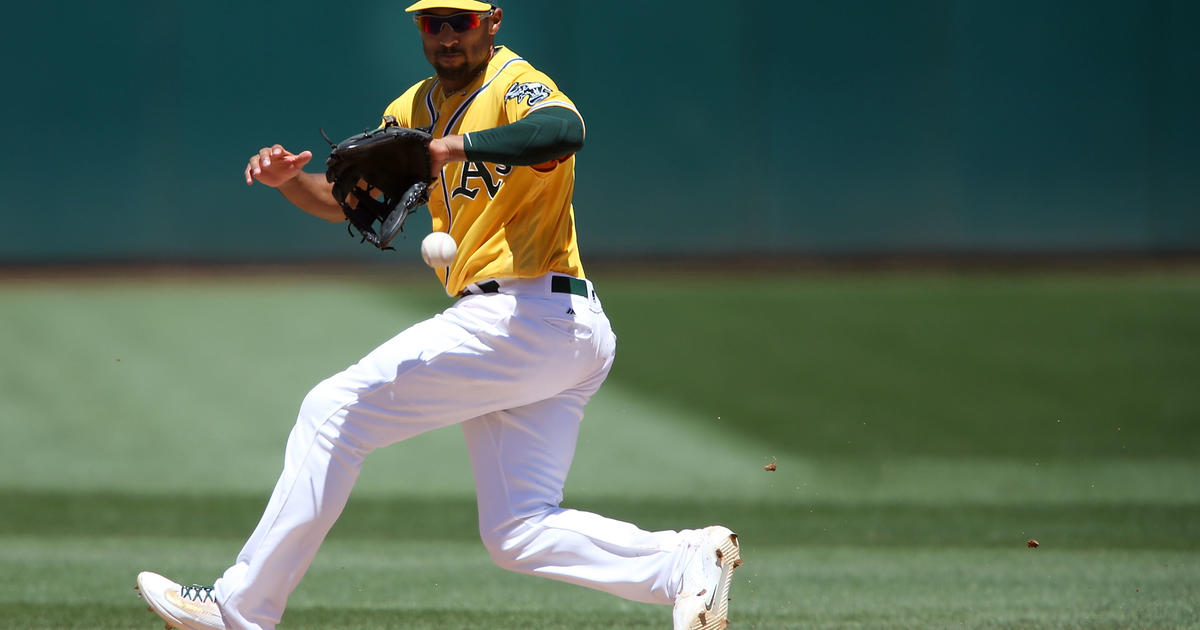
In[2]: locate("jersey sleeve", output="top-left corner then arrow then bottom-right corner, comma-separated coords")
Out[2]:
501,69 -> 585,136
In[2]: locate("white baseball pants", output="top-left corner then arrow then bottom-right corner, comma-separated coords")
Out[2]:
211,274 -> 693,630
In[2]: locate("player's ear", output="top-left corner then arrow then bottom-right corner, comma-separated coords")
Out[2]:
489,7 -> 502,35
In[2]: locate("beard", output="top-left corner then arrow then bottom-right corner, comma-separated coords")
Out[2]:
434,58 -> 480,84
427,43 -> 492,86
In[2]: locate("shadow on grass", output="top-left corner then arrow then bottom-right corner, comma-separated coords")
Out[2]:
285,606 -> 665,630
0,602 -> 666,630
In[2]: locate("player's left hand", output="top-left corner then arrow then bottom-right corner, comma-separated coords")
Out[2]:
322,120 -> 434,250
428,135 -> 465,180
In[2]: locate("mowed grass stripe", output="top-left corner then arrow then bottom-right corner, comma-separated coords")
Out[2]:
3,271 -> 1198,492
2,538 -> 1197,629
3,490 -> 1198,550
599,271 -> 1200,458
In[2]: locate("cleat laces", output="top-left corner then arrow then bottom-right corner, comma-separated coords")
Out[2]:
179,584 -> 218,604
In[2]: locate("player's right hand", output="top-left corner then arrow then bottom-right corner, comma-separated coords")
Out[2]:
245,145 -> 313,187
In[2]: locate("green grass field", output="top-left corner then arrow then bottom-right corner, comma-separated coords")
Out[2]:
1,267 -> 1198,629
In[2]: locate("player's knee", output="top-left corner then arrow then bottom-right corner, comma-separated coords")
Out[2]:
478,523 -> 523,571
478,509 -> 554,572
297,377 -> 349,427
294,378 -> 373,457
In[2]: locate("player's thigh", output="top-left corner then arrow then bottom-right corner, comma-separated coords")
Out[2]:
372,296 -> 607,413
324,296 -> 611,447
302,313 -> 500,446
328,300 -> 570,440
462,386 -> 605,525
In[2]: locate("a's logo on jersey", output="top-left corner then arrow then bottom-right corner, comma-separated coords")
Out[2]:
452,162 -> 513,200
505,82 -> 551,106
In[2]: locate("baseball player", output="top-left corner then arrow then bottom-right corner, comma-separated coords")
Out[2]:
136,2 -> 740,630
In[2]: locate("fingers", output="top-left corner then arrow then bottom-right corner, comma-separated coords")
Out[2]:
245,146 -> 275,185
245,145 -> 310,186
260,145 -> 282,169
286,150 -> 313,168
246,155 -> 261,185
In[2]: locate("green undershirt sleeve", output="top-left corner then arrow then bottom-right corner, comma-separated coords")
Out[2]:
463,106 -> 584,166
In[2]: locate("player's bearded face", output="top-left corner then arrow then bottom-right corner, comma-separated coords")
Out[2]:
419,11 -> 499,88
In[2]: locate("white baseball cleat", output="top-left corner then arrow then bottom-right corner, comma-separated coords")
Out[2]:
135,571 -> 225,630
673,526 -> 743,630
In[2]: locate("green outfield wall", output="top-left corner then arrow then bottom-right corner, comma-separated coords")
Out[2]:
1,0 -> 1196,262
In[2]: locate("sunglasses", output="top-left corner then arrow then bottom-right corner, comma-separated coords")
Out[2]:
413,10 -> 493,35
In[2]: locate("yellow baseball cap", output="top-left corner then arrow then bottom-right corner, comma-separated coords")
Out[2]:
405,0 -> 493,12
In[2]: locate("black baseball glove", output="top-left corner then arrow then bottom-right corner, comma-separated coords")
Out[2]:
323,116 -> 433,250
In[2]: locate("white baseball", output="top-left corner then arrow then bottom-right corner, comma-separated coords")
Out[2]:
420,231 -> 458,268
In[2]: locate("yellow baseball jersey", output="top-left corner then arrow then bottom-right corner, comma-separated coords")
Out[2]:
382,46 -> 586,297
